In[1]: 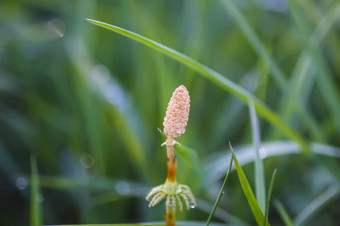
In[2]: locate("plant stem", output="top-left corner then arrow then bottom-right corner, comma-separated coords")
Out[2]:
165,207 -> 176,226
165,136 -> 177,225
166,137 -> 177,183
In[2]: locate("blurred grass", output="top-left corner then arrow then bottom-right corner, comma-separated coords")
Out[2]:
86,18 -> 310,152
274,200 -> 293,226
30,156 -> 41,226
1,0 -> 340,225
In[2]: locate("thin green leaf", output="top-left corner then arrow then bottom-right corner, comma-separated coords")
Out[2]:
279,3 -> 340,142
220,0 -> 287,92
36,176 -> 148,194
85,18 -> 310,152
64,28 -> 149,178
293,185 -> 340,226
206,156 -> 233,226
249,100 -> 265,212
156,128 -> 201,170
174,142 -> 201,171
157,127 -> 167,139
286,0 -> 340,133
229,143 -> 268,226
220,0 -> 321,141
263,169 -> 277,226
205,141 -> 340,186
274,200 -> 293,226
30,155 -> 41,226
197,199 -> 249,226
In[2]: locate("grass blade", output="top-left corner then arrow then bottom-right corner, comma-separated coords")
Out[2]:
249,101 -> 265,212
206,156 -> 233,226
30,155 -> 41,226
263,169 -> 277,226
229,143 -> 268,226
205,141 -> 340,186
286,0 -> 340,133
220,0 -> 321,141
64,33 -> 149,178
174,143 -> 201,171
293,185 -> 340,226
85,18 -> 309,152
274,200 -> 293,226
197,199 -> 249,226
220,0 -> 287,92
157,128 -> 201,170
278,3 -> 340,141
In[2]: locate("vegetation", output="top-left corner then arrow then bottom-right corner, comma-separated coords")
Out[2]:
1,0 -> 340,225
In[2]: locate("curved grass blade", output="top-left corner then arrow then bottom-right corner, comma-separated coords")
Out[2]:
205,141 -> 340,186
36,176 -> 148,194
229,143 -> 268,226
30,155 -> 41,226
206,156 -> 233,226
274,200 -> 293,226
174,143 -> 201,171
293,185 -> 340,226
249,101 -> 265,212
263,169 -> 277,226
85,18 -> 309,152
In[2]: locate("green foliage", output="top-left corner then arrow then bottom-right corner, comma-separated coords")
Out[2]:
85,18 -> 309,152
30,156 -> 41,226
229,143 -> 268,226
274,200 -> 293,226
1,0 -> 340,225
293,186 -> 340,226
264,170 -> 277,226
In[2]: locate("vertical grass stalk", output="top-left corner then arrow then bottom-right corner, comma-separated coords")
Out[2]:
30,155 -> 41,226
249,101 -> 266,212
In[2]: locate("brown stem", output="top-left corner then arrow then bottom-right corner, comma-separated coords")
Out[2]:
165,137 -> 177,183
165,207 -> 176,226
165,136 -> 177,226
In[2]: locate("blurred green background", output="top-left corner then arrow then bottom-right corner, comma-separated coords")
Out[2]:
1,0 -> 340,225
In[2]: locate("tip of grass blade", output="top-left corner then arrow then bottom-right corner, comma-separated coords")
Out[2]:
85,18 -> 101,25
228,142 -> 233,151
264,169 -> 277,226
157,128 -> 167,139
84,18 -> 95,23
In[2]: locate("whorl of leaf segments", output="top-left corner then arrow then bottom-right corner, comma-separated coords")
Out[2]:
163,85 -> 190,138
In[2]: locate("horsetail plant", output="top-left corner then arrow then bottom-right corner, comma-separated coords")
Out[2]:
146,85 -> 196,226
